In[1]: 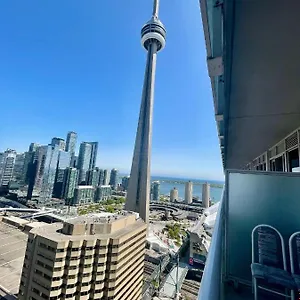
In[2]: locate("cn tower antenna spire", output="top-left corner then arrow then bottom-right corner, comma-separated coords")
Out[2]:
152,0 -> 160,17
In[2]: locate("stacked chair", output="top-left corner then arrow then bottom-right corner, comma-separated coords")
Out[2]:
251,224 -> 297,299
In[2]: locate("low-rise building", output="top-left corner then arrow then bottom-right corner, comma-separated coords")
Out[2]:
71,185 -> 95,206
95,185 -> 112,202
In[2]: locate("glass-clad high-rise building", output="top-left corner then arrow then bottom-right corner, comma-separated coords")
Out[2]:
109,168 -> 119,190
0,149 -> 17,186
77,142 -> 92,184
122,176 -> 130,191
53,150 -> 71,198
86,168 -> 100,187
151,181 -> 160,201
12,153 -> 25,183
39,145 -> 60,203
62,167 -> 78,204
65,131 -> 77,155
89,142 -> 98,170
51,137 -> 66,151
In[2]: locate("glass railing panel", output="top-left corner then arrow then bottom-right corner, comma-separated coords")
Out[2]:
225,170 -> 300,285
197,189 -> 224,300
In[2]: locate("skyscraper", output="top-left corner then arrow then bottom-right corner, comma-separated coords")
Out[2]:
53,150 -> 71,198
202,182 -> 210,208
109,168 -> 119,190
27,145 -> 59,202
19,213 -> 147,300
0,153 -> 4,181
65,131 -> 77,155
23,143 -> 39,185
121,176 -> 130,191
89,142 -> 98,169
51,137 -> 66,151
151,181 -> 160,201
170,187 -> 178,202
103,169 -> 110,185
28,142 -> 39,153
125,0 -> 166,224
77,142 -> 92,184
62,167 -> 78,204
98,168 -> 105,185
38,145 -> 60,203
86,168 -> 100,187
12,153 -> 25,182
0,149 -> 17,186
185,181 -> 193,204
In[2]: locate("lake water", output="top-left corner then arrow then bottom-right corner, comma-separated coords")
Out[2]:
152,176 -> 224,202
119,175 -> 224,202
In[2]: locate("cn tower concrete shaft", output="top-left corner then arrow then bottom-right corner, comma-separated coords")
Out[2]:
125,0 -> 166,225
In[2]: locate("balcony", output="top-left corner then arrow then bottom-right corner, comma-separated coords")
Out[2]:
198,170 -> 300,299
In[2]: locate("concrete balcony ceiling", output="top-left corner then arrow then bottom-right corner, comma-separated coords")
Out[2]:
201,0 -> 300,169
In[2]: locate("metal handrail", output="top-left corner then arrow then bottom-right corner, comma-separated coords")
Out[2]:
197,190 -> 224,300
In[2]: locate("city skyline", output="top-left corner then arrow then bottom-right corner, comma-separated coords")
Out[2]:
0,0 -> 223,181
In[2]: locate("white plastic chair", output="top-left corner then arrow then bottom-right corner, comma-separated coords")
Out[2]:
289,231 -> 300,300
251,224 -> 295,300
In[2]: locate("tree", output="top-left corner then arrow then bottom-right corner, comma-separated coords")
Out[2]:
105,205 -> 115,213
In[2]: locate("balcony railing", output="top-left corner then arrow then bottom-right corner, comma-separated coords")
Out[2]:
198,170 -> 300,300
197,189 -> 224,300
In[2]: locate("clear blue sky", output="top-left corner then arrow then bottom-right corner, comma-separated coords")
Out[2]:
0,0 -> 223,180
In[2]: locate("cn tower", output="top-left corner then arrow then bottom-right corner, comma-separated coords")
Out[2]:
125,0 -> 166,225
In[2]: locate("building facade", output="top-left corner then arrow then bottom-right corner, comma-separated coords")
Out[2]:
103,169 -> 110,186
38,145 -> 60,203
18,212 -> 147,300
12,152 -> 25,183
170,187 -> 178,202
98,169 -> 104,185
121,176 -> 130,191
77,142 -> 92,184
86,168 -> 100,187
185,181 -> 193,204
95,185 -> 112,202
71,186 -> 95,206
29,142 -> 39,153
89,142 -> 98,170
0,149 -> 17,186
62,167 -> 78,205
109,168 -> 118,190
151,181 -> 160,201
65,131 -> 77,155
53,151 -> 71,198
51,137 -> 66,151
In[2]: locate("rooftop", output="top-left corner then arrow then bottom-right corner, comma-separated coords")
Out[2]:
30,211 -> 146,242
76,185 -> 94,190
0,222 -> 28,298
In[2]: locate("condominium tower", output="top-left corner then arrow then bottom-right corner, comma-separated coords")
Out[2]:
109,168 -> 119,190
18,212 -> 147,300
0,149 -> 17,186
66,131 -> 77,155
151,181 -> 160,201
77,142 -> 92,184
51,137 -> 66,151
